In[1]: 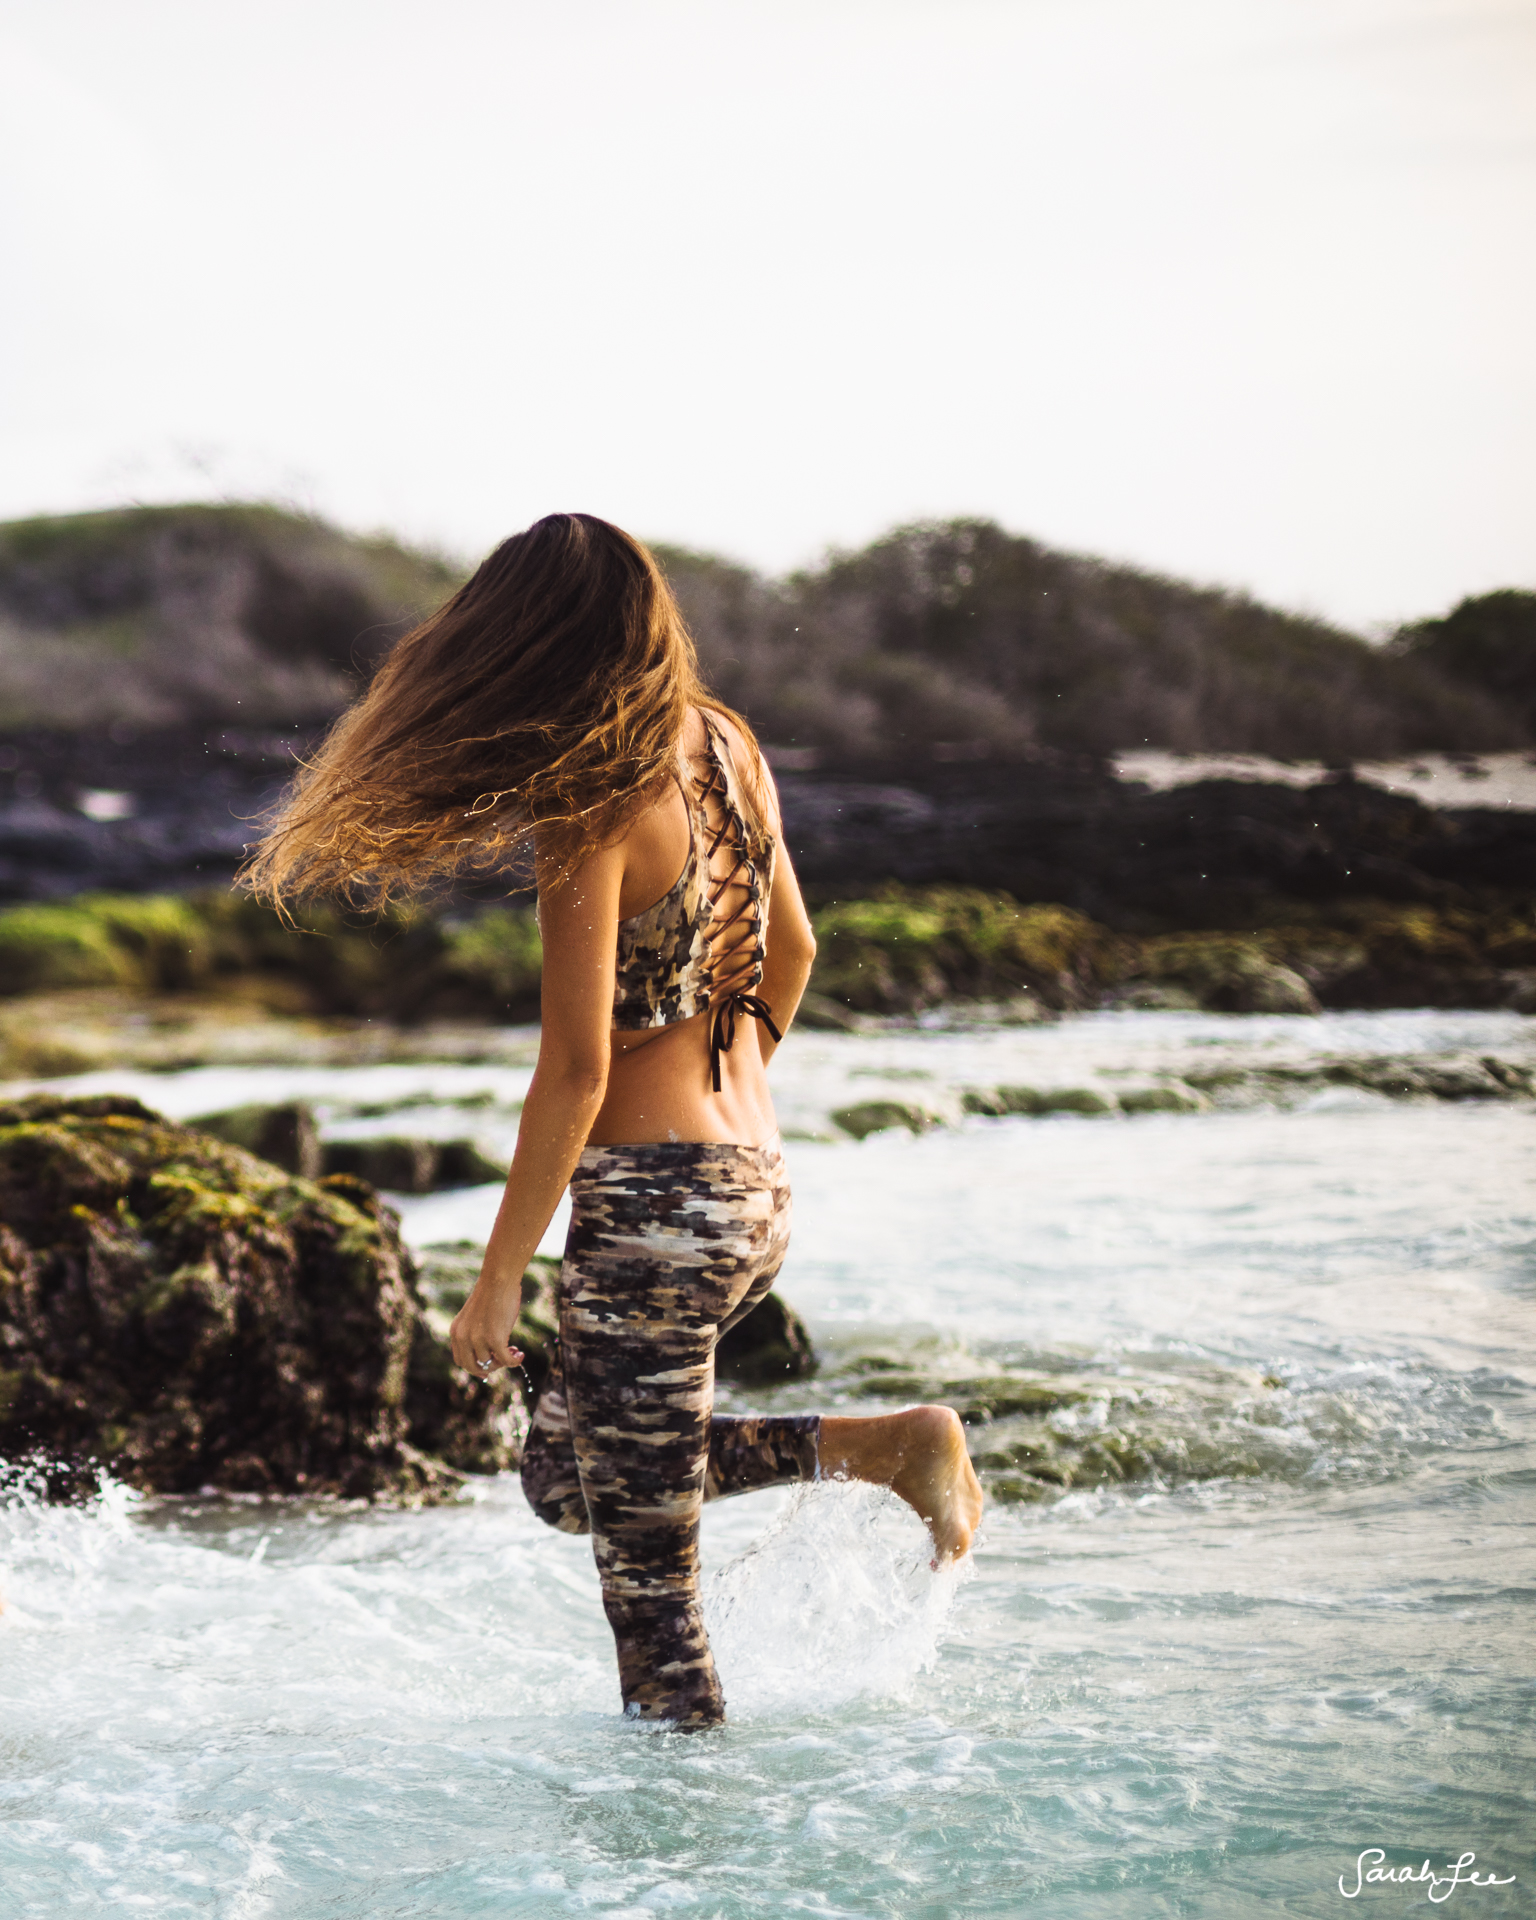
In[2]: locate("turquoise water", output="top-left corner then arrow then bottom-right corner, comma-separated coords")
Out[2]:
3,1011 -> 1533,1916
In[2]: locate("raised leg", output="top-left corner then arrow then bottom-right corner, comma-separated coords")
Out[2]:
521,1342 -> 820,1534
819,1407 -> 984,1562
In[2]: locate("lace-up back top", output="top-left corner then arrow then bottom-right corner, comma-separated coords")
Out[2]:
612,712 -> 780,1090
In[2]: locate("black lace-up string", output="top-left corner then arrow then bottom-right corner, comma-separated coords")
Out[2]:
695,725 -> 781,1092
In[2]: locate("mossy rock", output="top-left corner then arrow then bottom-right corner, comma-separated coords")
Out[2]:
190,1101 -> 322,1178
1110,983 -> 1203,1012
962,1085 -> 1114,1117
1319,1055 -> 1530,1101
1118,1084 -> 1209,1114
0,1093 -> 519,1500
810,887 -> 1124,1015
320,1135 -> 506,1193
792,990 -> 873,1032
414,1243 -> 816,1398
791,1339 -> 1297,1504
1133,935 -> 1319,1015
830,1099 -> 942,1140
716,1291 -> 818,1386
0,1016 -> 99,1079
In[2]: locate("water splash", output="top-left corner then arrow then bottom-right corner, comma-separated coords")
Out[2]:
704,1479 -> 971,1718
0,1461 -> 144,1621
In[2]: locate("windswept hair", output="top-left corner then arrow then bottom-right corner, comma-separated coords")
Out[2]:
239,513 -> 765,911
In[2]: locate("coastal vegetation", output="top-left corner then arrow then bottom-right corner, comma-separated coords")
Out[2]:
0,503 -> 1528,758
0,505 -> 1530,1043
0,504 -> 456,730
660,523 -> 1530,762
0,885 -> 1531,1080
1391,589 -> 1536,738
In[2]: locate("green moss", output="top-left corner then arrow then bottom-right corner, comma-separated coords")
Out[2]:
829,1099 -> 940,1139
1135,934 -> 1318,1015
0,903 -> 141,993
0,1092 -> 511,1499
0,893 -> 216,995
811,886 -> 1120,1013
79,894 -> 216,991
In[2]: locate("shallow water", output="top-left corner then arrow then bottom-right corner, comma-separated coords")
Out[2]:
3,1012 -> 1534,1916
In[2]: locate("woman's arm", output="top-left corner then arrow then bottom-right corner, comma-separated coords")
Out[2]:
448,844 -> 624,1376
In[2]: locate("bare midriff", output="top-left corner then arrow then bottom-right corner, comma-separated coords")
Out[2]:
586,1014 -> 778,1149
584,713 -> 780,1150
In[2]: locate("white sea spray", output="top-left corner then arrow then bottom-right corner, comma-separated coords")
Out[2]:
704,1480 -> 972,1717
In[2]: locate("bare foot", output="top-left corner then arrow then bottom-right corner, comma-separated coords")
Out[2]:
887,1406 -> 984,1563
819,1405 -> 984,1564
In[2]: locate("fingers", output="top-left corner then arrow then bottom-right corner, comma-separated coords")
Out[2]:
460,1342 -> 526,1380
448,1306 -> 523,1377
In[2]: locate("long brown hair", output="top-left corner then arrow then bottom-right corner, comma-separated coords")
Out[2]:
239,512 -> 765,910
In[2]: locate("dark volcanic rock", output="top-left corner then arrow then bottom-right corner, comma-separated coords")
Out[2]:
3,726 -> 1531,935
192,1101 -> 322,1178
780,763 -> 1534,929
0,727 -> 304,904
715,1290 -> 819,1385
0,1094 -> 520,1499
320,1135 -> 506,1193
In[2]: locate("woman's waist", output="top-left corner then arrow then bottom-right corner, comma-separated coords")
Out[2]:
573,1128 -> 784,1173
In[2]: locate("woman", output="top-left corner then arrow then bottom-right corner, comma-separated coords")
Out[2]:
244,513 -> 981,1728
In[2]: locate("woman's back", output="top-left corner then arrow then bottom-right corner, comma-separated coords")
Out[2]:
586,706 -> 799,1148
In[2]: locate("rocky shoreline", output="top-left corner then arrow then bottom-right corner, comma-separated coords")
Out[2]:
0,877 -> 1532,1086
4,721 -> 1533,917
0,1094 -> 815,1503
6,1087 -> 1478,1514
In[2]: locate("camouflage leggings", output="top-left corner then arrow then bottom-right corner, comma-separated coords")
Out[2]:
520,1134 -> 821,1728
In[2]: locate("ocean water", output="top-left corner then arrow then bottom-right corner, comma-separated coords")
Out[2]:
3,1010 -> 1533,1917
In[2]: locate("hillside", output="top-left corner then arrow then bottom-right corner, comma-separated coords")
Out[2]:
0,503 -> 1526,758
1391,589 -> 1536,740
0,504 -> 459,730
656,522 -> 1529,763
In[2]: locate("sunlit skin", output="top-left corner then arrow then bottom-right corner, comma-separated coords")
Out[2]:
449,706 -> 983,1562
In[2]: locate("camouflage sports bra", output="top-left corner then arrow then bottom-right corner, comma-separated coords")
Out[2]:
612,712 -> 780,1091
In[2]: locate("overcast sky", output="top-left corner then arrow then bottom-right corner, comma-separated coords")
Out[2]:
2,0 -> 1532,630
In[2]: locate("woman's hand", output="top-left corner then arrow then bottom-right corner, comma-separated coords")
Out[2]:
449,1279 -> 526,1379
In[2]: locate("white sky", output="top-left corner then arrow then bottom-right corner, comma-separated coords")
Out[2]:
1,0 -> 1532,630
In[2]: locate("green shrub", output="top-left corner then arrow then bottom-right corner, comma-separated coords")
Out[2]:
810,894 -> 947,1011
